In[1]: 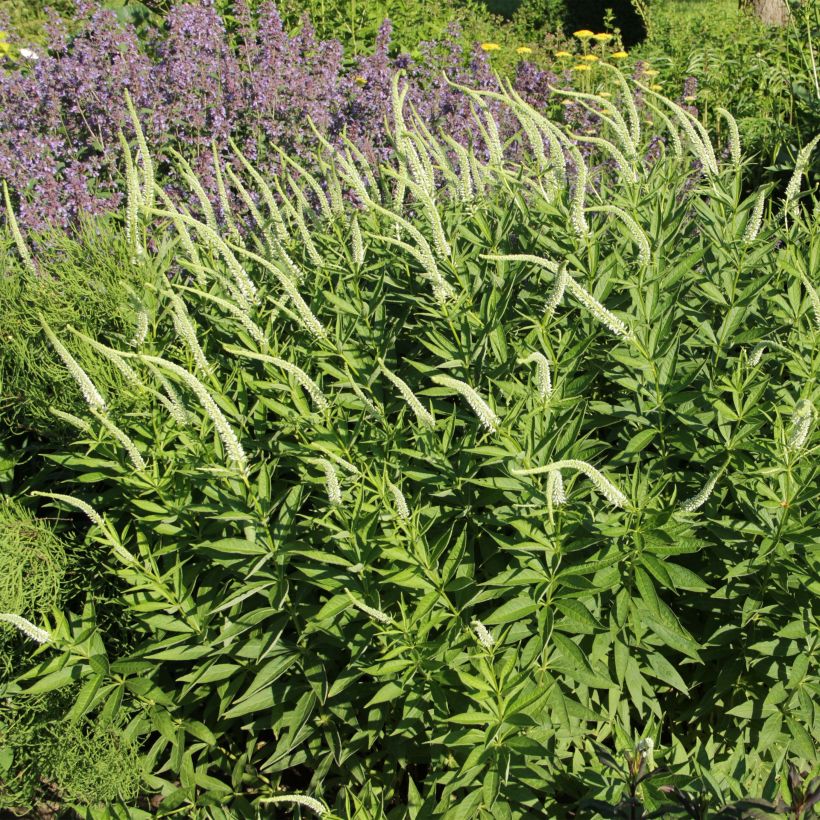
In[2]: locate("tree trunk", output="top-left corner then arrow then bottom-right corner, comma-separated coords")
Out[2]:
747,0 -> 790,25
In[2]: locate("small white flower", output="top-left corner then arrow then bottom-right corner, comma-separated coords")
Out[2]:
31,492 -> 106,529
0,613 -> 50,644
41,320 -> 107,411
513,459 -> 628,508
19,48 -> 39,61
743,190 -> 766,243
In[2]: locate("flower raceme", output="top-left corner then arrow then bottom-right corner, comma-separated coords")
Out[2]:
512,460 -> 629,508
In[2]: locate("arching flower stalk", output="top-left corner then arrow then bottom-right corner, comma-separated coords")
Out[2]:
388,482 -> 410,520
679,469 -> 721,512
31,492 -> 106,530
0,613 -> 50,644
519,352 -> 552,399
547,470 -> 566,505
41,319 -> 107,411
586,206 -> 650,265
141,355 -> 246,472
168,291 -> 211,375
743,190 -> 766,243
92,409 -> 147,472
259,795 -> 327,816
346,590 -> 392,624
316,458 -> 342,505
513,459 -> 629,508
431,374 -> 499,432
716,107 -> 741,166
787,400 -> 814,450
271,357 -> 328,411
176,284 -> 268,350
379,361 -> 436,429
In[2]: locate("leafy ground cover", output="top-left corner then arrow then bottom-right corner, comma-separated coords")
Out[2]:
0,57 -> 818,817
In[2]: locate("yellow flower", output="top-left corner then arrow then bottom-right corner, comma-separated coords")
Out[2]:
582,54 -> 599,62
480,42 -> 501,52
593,33 -> 614,42
644,68 -> 659,76
555,50 -> 572,58
599,91 -> 612,97
516,46 -> 533,55
354,75 -> 367,86
573,30 -> 595,39
650,84 -> 663,91
573,64 -> 591,71
611,50 -> 629,59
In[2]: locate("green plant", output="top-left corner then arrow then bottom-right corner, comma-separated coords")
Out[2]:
2,71 -> 819,816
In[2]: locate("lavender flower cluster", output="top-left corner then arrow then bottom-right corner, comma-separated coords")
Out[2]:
0,0 -> 569,232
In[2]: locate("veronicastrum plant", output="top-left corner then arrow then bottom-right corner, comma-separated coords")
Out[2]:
2,68 -> 818,816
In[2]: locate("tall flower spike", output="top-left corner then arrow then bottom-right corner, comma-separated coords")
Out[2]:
168,291 -> 211,375
177,284 -> 267,350
519,352 -> 552,399
743,190 -> 766,243
431,374 -> 499,433
547,470 -> 566,505
124,88 -> 155,211
316,458 -> 342,505
31,492 -> 106,529
3,181 -> 37,276
586,206 -> 650,265
141,356 -> 247,472
679,469 -> 721,512
351,214 -> 365,266
91,410 -> 147,472
271,357 -> 328,411
787,400 -> 814,450
40,319 -> 107,411
388,482 -> 410,520
0,613 -> 50,644
130,305 -> 150,348
513,459 -> 629,508
716,107 -> 741,166
70,326 -> 142,386
379,360 -> 435,429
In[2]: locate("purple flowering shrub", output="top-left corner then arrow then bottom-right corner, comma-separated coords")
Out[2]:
0,0 -> 572,232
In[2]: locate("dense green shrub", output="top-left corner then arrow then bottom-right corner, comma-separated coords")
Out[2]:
2,73 -> 819,816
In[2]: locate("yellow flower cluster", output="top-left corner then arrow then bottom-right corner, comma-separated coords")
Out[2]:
480,42 -> 501,52
0,31 -> 9,57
